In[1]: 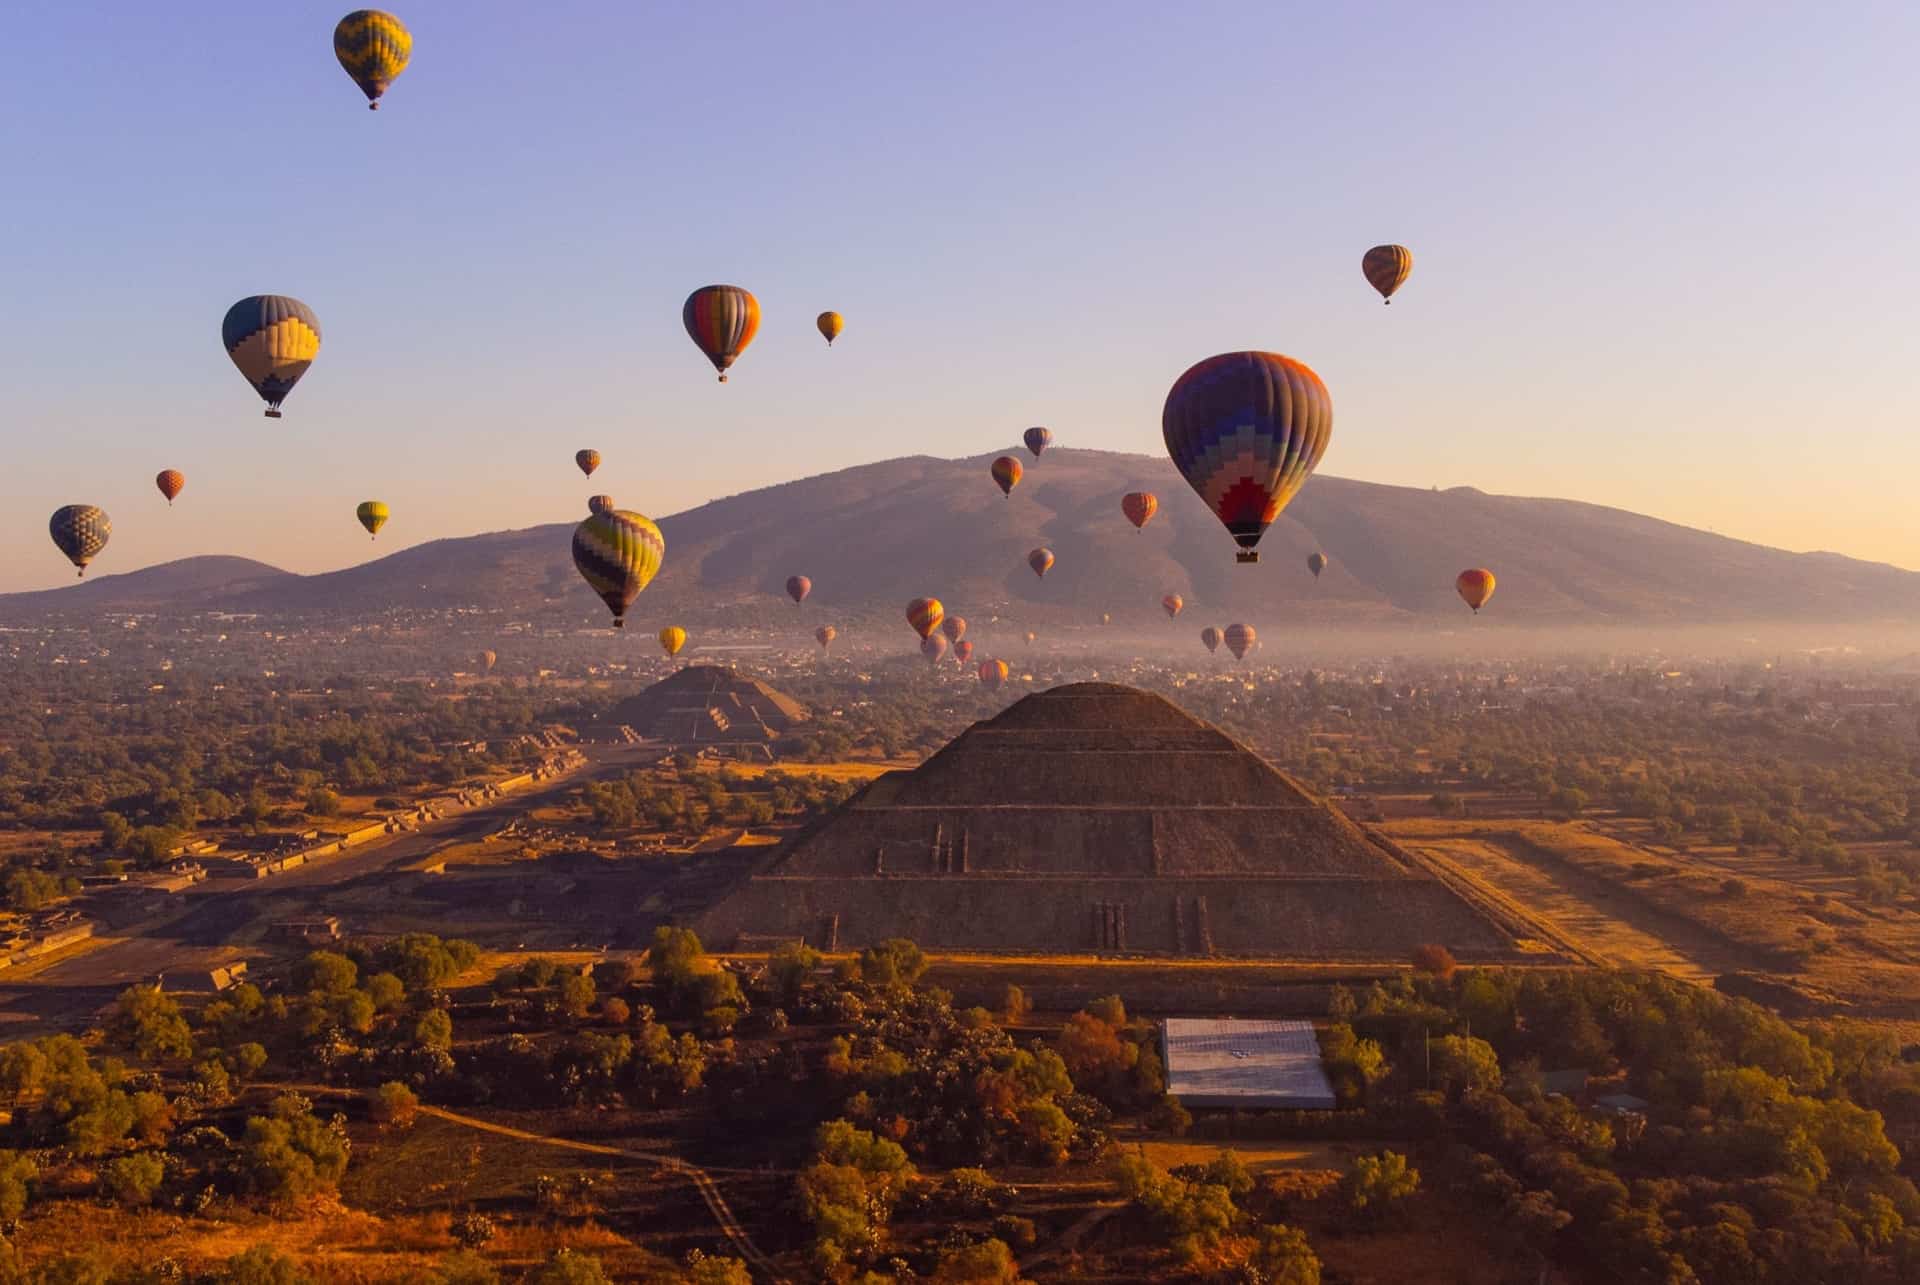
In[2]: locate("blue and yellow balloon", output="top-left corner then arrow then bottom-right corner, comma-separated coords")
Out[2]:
334,10 -> 412,110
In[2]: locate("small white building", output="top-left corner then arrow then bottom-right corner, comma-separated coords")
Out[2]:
1161,1018 -> 1337,1109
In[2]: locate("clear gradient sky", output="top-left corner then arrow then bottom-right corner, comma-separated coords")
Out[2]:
3,1 -> 1917,591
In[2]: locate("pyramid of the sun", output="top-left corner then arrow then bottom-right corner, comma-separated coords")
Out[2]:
699,682 -> 1521,958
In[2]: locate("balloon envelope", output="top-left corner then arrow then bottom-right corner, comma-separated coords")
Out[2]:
1308,551 -> 1328,579
906,597 -> 944,639
576,449 -> 601,477
941,616 -> 967,643
786,575 -> 812,604
1121,491 -> 1158,530
953,640 -> 974,665
1162,351 -> 1331,562
1224,623 -> 1256,661
588,495 -> 614,515
683,285 -> 760,381
155,470 -> 185,504
223,295 -> 320,417
815,625 -> 837,650
921,635 -> 949,665
658,626 -> 687,657
478,649 -> 497,672
1162,593 -> 1184,618
1363,244 -> 1413,303
49,505 -> 109,576
334,9 -> 411,109
1457,568 -> 1496,612
1022,427 -> 1053,458
572,509 -> 666,626
816,311 -> 843,345
356,500 -> 389,537
1200,626 -> 1222,654
978,659 -> 1008,690
1028,548 -> 1054,578
990,456 -> 1022,497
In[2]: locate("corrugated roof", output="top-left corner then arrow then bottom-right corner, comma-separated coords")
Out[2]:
1162,1018 -> 1337,1109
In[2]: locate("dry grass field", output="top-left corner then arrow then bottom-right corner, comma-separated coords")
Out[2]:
1384,816 -> 1920,1015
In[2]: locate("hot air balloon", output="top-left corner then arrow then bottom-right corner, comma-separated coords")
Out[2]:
1163,351 -> 1331,563
576,449 -> 601,477
942,616 -> 967,644
334,10 -> 411,110
222,296 -> 320,418
1028,548 -> 1054,578
1200,626 -> 1222,654
572,509 -> 665,627
1362,244 -> 1413,304
1308,551 -> 1328,579
155,470 -> 185,505
478,649 -> 497,673
49,505 -> 109,577
1456,568 -> 1496,613
815,625 -> 837,652
659,626 -> 687,658
1022,427 -> 1053,458
817,311 -> 843,346
786,575 -> 812,605
953,640 -> 974,665
356,500 -> 389,539
1224,623 -> 1256,661
921,635 -> 949,665
588,494 -> 614,515
1162,593 -> 1184,619
991,456 -> 1023,498
1121,491 -> 1158,532
906,597 -> 944,640
1025,630 -> 1038,645
979,659 -> 1008,690
683,285 -> 760,382
1101,613 -> 1112,626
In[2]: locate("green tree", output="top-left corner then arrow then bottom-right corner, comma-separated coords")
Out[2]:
932,1238 -> 1024,1283
294,950 -> 357,995
0,1150 -> 37,1220
768,940 -> 822,1005
1427,1035 -> 1501,1097
557,970 -> 597,1019
239,1095 -> 350,1205
414,1008 -> 454,1052
306,787 -> 342,818
648,926 -> 706,988
364,971 -> 406,1012
0,1041 -> 47,1106
530,1250 -> 610,1285
858,938 -> 927,986
371,1081 -> 419,1129
1245,1224 -> 1321,1285
99,811 -> 133,851
100,1151 -> 164,1206
221,1246 -> 312,1285
1340,1151 -> 1420,1221
113,984 -> 194,1062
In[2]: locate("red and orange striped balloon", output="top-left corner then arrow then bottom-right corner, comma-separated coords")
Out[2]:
1121,491 -> 1158,531
991,455 -> 1022,497
1456,568 -> 1496,613
906,597 -> 944,640
683,285 -> 760,382
155,470 -> 185,505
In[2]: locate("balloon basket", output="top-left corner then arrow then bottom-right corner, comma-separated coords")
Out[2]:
264,409 -> 282,419
1236,551 -> 1259,564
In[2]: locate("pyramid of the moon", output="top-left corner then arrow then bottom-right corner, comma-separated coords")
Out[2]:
698,683 -> 1525,958
602,665 -> 809,745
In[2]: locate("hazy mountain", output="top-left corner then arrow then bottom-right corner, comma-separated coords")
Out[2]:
0,555 -> 293,614
7,451 -> 1919,625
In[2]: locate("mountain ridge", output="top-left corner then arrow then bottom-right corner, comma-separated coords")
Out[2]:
4,451 -> 1916,625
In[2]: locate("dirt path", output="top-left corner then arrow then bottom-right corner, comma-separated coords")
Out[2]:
272,1084 -> 787,1283
1407,837 -> 1745,983
1019,1200 -> 1124,1275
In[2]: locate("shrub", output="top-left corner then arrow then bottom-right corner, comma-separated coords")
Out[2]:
450,1211 -> 497,1248
530,1250 -> 610,1285
0,1149 -> 37,1220
371,1081 -> 419,1129
602,996 -> 631,1026
221,1245 -> 312,1285
992,1214 -> 1038,1248
1246,1223 -> 1321,1285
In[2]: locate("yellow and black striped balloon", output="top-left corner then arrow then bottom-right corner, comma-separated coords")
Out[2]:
334,10 -> 412,110
572,509 -> 665,627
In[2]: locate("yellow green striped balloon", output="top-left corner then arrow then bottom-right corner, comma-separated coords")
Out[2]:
572,509 -> 665,627
334,10 -> 412,110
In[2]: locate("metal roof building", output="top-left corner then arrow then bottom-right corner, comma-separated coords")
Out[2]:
1162,1018 -> 1337,1109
